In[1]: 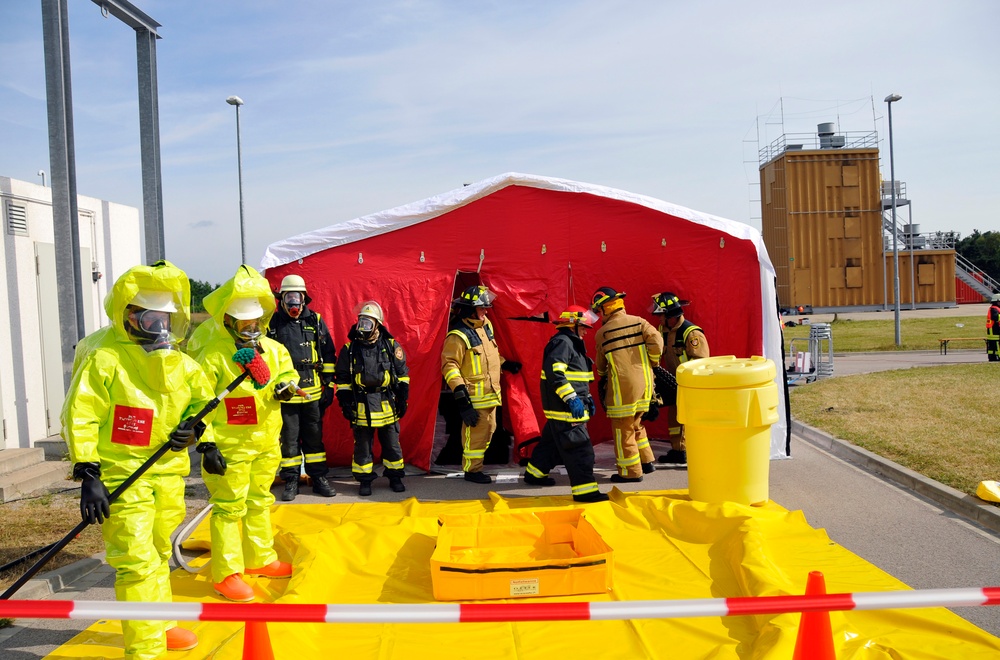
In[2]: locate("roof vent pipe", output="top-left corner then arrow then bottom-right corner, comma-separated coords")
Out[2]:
818,122 -> 837,148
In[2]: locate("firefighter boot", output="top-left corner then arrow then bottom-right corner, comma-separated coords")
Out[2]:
642,462 -> 656,474
388,475 -> 406,493
464,471 -> 492,484
281,480 -> 298,502
166,626 -> 198,651
359,480 -> 373,496
312,476 -> 336,497
524,474 -> 556,486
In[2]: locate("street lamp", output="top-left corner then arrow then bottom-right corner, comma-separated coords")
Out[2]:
885,93 -> 902,347
37,170 -> 46,187
226,95 -> 246,264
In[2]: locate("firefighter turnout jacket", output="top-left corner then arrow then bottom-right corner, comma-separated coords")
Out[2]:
661,317 -> 710,375
594,309 -> 663,418
267,307 -> 336,402
541,328 -> 595,422
334,326 -> 410,427
441,317 -> 504,409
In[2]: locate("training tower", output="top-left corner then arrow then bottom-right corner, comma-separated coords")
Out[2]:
758,123 -> 960,312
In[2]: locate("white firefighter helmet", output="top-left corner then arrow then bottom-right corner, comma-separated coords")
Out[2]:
226,296 -> 265,320
356,300 -> 384,325
279,274 -> 308,294
131,289 -> 179,313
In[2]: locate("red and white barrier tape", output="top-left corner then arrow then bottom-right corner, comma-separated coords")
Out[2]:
1,587 -> 999,623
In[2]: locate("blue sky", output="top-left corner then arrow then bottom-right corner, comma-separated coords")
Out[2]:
2,1 -> 998,284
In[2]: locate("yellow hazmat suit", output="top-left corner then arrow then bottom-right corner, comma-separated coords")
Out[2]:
189,265 -> 297,584
61,261 -> 216,660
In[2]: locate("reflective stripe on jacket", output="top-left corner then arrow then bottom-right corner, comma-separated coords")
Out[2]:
334,326 -> 410,428
441,317 -> 503,409
593,310 -> 663,418
540,328 -> 594,422
267,307 -> 336,402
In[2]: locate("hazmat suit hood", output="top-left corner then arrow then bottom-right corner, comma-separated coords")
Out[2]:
106,260 -> 192,393
188,265 -> 276,357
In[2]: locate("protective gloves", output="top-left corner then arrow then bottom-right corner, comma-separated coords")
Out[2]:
274,381 -> 295,402
197,442 -> 227,475
319,387 -> 336,413
74,462 -> 110,525
395,382 -> 409,418
336,389 -> 356,424
168,417 -> 205,452
567,396 -> 586,419
453,385 -> 480,427
585,396 -> 597,417
501,360 -> 522,374
642,400 -> 660,422
597,375 -> 608,411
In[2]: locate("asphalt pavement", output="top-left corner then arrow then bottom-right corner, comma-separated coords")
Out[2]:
2,340 -> 999,656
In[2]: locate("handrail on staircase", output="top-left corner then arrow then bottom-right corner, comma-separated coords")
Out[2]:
956,253 -> 1000,294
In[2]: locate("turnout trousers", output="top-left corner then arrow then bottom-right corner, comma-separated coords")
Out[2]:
278,400 -> 328,482
526,420 -> 601,498
610,414 -> 655,478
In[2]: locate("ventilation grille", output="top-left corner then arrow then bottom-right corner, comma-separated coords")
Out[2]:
5,201 -> 28,236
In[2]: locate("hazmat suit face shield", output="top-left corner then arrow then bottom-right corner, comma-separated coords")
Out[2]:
281,291 -> 305,318
124,290 -> 187,352
224,296 -> 266,348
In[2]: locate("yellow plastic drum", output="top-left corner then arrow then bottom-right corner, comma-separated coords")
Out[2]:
676,356 -> 779,506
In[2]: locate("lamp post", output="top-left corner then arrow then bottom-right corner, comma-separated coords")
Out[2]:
885,93 -> 902,347
37,170 -> 46,187
226,95 -> 246,264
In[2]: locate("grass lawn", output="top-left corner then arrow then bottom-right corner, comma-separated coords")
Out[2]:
789,363 -> 999,496
783,316 -> 984,352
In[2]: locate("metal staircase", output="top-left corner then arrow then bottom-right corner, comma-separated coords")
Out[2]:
955,253 -> 998,298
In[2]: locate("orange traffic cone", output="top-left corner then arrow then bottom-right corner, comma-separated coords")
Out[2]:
242,620 -> 275,660
792,571 -> 836,660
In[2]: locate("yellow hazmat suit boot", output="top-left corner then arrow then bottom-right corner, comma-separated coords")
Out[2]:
166,626 -> 198,651
245,560 -> 293,579
214,574 -> 255,602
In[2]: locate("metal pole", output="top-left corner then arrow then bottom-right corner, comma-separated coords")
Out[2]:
909,201 -> 915,310
235,104 -> 246,264
886,95 -> 901,346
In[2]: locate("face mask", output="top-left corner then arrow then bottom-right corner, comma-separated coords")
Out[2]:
357,316 -> 377,337
127,309 -> 175,352
227,316 -> 262,346
282,291 -> 304,318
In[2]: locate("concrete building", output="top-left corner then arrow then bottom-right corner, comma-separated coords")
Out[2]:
0,175 -> 141,450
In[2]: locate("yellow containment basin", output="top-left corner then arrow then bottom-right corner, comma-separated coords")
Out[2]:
431,509 -> 614,601
676,355 -> 779,506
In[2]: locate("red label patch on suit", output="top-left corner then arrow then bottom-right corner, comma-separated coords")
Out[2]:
225,397 -> 258,425
110,405 -> 154,446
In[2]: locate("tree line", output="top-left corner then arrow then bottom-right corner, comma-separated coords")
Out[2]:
190,279 -> 217,313
955,230 -> 1000,283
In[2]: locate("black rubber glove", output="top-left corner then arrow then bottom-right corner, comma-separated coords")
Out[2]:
395,382 -> 409,418
197,442 -> 227,475
319,387 -> 336,413
597,375 -> 608,411
585,396 -> 597,417
274,381 -> 295,402
74,462 -> 111,525
653,365 -> 678,407
336,389 -> 356,423
453,385 -> 480,427
168,417 -> 205,452
501,360 -> 522,374
642,400 -> 660,422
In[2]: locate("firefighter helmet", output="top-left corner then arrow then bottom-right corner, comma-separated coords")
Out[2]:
591,286 -> 625,313
454,285 -> 496,308
650,291 -> 689,318
356,300 -> 385,324
555,305 -> 599,328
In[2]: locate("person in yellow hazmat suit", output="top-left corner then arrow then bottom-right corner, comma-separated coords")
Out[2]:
188,265 -> 299,602
591,286 -> 663,482
62,260 -> 215,659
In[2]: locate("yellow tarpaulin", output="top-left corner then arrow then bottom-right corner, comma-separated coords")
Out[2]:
48,490 -> 1000,659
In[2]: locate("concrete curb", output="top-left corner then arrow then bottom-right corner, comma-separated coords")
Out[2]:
792,418 -> 1000,535
6,555 -> 105,601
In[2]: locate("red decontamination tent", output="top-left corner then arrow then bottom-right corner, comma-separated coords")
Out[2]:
260,173 -> 787,472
